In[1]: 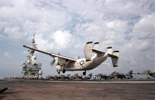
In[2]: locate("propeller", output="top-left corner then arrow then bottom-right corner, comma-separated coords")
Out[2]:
50,56 -> 55,67
50,52 -> 61,67
50,52 -> 60,67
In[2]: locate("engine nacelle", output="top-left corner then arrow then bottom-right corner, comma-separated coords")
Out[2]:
55,57 -> 67,66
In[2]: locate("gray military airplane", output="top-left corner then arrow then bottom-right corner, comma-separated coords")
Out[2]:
57,74 -> 72,80
72,73 -> 83,80
98,73 -> 108,80
64,74 -> 72,80
23,40 -> 119,75
82,73 -> 93,80
98,72 -> 115,80
137,70 -> 155,77
49,75 -> 63,80
111,70 -> 133,79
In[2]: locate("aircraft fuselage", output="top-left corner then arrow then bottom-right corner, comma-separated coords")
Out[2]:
57,54 -> 108,71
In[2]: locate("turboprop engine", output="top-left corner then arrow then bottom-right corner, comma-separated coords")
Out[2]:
52,57 -> 68,74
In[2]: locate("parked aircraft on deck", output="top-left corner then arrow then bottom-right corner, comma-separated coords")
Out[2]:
82,73 -> 93,80
111,70 -> 133,79
137,70 -> 155,77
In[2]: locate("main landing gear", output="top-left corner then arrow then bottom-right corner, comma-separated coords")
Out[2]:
62,69 -> 66,73
58,69 -> 66,74
57,68 -> 66,74
83,71 -> 86,75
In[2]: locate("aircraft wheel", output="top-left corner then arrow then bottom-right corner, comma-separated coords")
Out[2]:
62,69 -> 66,73
83,72 -> 86,75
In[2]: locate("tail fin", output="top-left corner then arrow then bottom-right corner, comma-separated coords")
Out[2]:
84,41 -> 93,61
106,47 -> 112,54
111,51 -> 119,67
108,49 -> 119,67
92,42 -> 105,56
129,70 -> 133,75
93,42 -> 99,50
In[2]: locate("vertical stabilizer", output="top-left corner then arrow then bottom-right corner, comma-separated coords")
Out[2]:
106,47 -> 112,54
129,70 -> 133,75
93,42 -> 99,50
111,51 -> 119,67
84,41 -> 93,61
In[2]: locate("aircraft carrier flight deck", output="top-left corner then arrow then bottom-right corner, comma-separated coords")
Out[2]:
0,79 -> 155,100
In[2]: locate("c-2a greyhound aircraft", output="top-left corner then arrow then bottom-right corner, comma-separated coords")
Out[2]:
23,40 -> 119,75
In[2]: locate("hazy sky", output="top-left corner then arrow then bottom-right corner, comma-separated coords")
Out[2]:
0,0 -> 155,78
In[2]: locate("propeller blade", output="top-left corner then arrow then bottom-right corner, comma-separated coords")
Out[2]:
50,56 -> 55,67
50,59 -> 55,67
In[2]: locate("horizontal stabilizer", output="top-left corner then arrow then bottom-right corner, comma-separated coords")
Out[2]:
92,49 -> 105,55
108,54 -> 118,58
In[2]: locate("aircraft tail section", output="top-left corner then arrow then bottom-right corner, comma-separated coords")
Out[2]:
106,47 -> 112,54
107,47 -> 119,67
129,70 -> 133,75
109,51 -> 119,67
92,42 -> 106,56
93,42 -> 99,50
84,41 -> 93,61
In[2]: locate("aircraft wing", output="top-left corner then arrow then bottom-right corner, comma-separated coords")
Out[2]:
23,45 -> 76,62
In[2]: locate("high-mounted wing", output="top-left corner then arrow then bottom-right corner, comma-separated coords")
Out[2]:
23,45 -> 76,62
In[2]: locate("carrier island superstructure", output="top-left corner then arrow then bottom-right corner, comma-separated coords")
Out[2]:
21,35 -> 42,78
